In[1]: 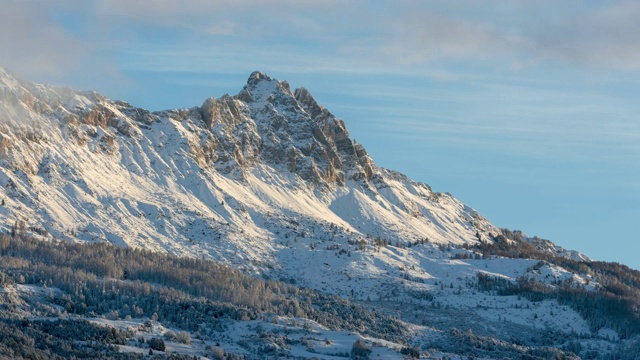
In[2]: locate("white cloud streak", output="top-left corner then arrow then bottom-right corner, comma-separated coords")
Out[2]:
4,0 -> 640,84
0,1 -> 86,80
535,2 -> 640,69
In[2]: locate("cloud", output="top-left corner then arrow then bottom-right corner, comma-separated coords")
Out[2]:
0,1 -> 86,80
5,0 -> 640,85
4,0 -> 640,108
529,1 -> 640,70
95,0 -> 335,19
336,1 -> 640,72
90,0 -> 342,38
204,22 -> 238,36
371,12 -> 523,66
0,0 -> 130,92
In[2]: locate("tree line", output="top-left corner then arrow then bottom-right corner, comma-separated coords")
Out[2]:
474,230 -> 640,338
0,233 -> 408,358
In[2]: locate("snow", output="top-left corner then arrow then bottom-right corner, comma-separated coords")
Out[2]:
81,315 -> 409,359
0,82 -> 501,271
0,67 -> 610,359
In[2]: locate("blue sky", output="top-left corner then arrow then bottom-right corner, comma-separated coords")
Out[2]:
2,1 -> 639,269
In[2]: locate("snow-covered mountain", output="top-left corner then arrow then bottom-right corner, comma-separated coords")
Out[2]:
0,67 -> 501,264
5,66 -> 636,359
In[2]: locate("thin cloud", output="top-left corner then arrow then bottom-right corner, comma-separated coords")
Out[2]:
4,0 -> 640,109
6,0 -> 639,80
204,22 -> 238,36
373,12 -> 523,65
0,2 -> 85,80
0,1 -> 130,92
530,1 -> 640,70
348,1 -> 640,72
92,0 -> 342,38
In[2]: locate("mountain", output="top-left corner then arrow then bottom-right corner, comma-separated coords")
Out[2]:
0,67 -> 502,271
1,66 -> 639,359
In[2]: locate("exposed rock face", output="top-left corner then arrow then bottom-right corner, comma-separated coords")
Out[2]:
181,71 -> 375,186
1,68 -> 379,188
0,68 -> 378,187
230,71 -> 372,186
0,66 -> 501,267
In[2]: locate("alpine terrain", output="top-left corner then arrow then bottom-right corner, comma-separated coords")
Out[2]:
1,67 -> 639,359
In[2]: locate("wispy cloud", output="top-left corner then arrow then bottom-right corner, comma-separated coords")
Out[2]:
528,1 -> 640,70
344,1 -> 640,72
203,22 -> 238,36
371,12 -> 523,66
0,1 -> 130,92
0,2 -> 85,80
324,74 -> 640,165
6,0 -> 640,86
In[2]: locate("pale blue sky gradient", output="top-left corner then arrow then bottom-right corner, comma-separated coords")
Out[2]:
1,1 -> 638,269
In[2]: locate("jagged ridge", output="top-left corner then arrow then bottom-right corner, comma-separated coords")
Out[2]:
0,66 -> 586,293
6,67 -> 637,360
0,67 -> 496,251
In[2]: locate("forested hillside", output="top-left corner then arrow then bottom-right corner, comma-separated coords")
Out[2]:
2,68 -> 640,359
3,232 -> 640,358
0,233 -> 407,359
475,229 -> 640,338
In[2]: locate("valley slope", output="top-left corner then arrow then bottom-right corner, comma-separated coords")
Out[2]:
1,67 -> 638,359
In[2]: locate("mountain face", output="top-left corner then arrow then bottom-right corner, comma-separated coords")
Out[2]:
4,67 -> 640,359
0,67 -> 499,261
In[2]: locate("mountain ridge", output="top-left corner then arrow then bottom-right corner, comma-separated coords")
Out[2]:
0,66 -> 591,278
0,67 -> 496,246
5,66 -> 640,359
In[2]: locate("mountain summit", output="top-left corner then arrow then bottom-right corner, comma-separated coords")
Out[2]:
199,70 -> 375,186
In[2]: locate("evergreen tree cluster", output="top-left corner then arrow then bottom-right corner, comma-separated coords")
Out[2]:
0,234 -> 407,345
0,318 -> 137,359
475,229 -> 640,338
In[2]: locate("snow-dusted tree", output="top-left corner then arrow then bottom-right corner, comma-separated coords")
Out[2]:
351,339 -> 371,359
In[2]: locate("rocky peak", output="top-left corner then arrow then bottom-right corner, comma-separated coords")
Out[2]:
239,70 -> 293,104
236,72 -> 376,186
247,70 -> 266,85
294,87 -> 323,119
0,66 -> 502,258
1,68 -> 376,187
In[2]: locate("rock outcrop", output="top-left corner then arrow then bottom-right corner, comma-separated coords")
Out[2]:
0,66 -> 500,266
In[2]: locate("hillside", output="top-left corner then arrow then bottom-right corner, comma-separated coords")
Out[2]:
1,67 -> 640,359
0,67 -> 500,255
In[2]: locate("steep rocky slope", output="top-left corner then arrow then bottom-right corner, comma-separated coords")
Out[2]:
5,67 -> 636,358
0,67 -> 499,266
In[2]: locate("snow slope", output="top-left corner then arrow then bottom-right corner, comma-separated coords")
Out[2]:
0,67 -> 501,266
1,67 -> 611,357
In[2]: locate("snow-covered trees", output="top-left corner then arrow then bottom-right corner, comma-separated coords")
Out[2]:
350,339 -> 371,359
0,233 -> 407,346
148,337 -> 165,351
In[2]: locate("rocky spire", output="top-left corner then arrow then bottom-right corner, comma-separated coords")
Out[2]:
294,87 -> 323,119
